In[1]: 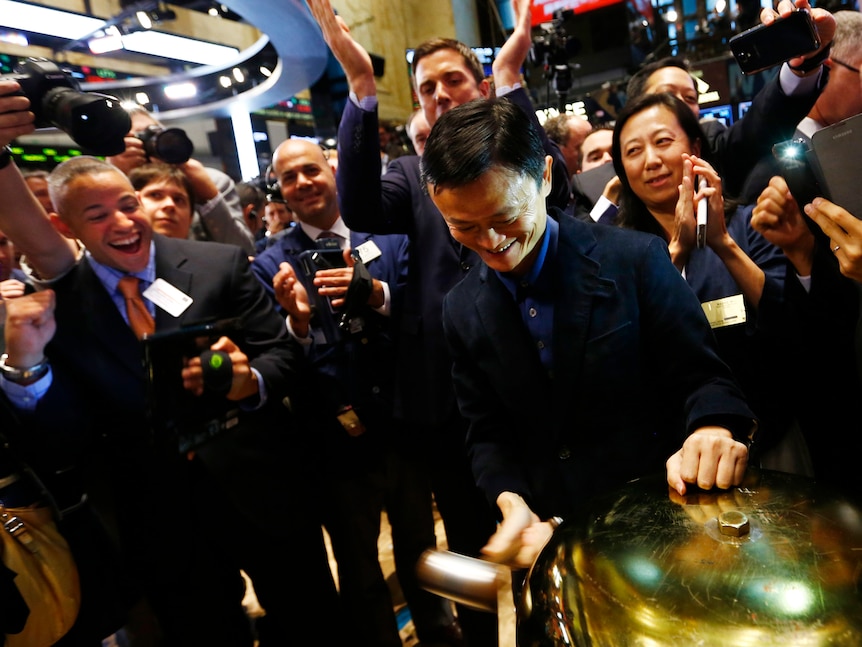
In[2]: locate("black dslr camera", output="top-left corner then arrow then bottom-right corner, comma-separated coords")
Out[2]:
136,124 -> 194,164
4,57 -> 130,156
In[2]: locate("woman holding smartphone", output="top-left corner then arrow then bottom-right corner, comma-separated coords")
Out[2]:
611,92 -> 807,474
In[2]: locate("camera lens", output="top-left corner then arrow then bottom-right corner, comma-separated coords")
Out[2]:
41,87 -> 131,156
7,57 -> 131,156
138,126 -> 194,165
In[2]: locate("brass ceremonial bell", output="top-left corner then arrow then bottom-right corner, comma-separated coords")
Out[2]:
519,468 -> 862,646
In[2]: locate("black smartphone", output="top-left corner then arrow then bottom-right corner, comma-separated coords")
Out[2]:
772,138 -> 823,215
297,248 -> 346,277
729,10 -> 820,75
296,247 -> 349,341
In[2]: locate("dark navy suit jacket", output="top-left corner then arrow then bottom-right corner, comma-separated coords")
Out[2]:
336,88 -> 570,429
442,213 -> 755,520
251,225 -> 408,467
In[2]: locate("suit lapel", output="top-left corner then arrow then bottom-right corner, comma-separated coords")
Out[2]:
153,236 -> 194,331
72,259 -> 144,376
551,217 -> 618,428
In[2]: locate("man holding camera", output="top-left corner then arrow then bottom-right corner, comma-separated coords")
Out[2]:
0,80 -> 342,645
252,138 -> 418,646
107,105 -> 256,255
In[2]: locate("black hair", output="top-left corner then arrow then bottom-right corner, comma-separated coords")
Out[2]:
421,98 -> 545,193
625,57 -> 693,104
612,92 -> 710,237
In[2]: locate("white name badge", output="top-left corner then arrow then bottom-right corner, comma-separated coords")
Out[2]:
701,294 -> 746,329
355,240 -> 382,265
143,278 -> 193,318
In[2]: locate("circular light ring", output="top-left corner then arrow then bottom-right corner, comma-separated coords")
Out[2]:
81,0 -> 328,120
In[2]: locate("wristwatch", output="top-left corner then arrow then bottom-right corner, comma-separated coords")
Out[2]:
0,353 -> 49,383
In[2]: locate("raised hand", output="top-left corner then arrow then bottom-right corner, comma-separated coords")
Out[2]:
272,261 -> 312,337
805,198 -> 862,283
761,0 -> 836,71
0,80 -> 36,148
492,0 -> 534,90
305,0 -> 376,99
3,289 -> 56,368
752,175 -> 815,276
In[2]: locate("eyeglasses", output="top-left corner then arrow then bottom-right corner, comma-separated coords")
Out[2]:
830,57 -> 860,75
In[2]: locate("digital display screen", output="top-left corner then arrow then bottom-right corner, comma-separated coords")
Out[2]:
530,0 -> 629,25
699,104 -> 733,127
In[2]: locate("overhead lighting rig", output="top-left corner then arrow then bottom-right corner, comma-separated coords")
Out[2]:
61,1 -> 178,56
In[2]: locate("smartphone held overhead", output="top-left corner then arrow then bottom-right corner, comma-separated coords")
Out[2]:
729,10 -> 820,75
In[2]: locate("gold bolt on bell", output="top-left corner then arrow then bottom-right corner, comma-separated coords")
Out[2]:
718,510 -> 750,537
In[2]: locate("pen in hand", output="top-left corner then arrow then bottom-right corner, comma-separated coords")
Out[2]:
696,177 -> 708,249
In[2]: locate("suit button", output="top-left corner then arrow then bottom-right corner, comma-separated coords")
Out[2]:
558,446 -> 571,460
460,261 -> 471,271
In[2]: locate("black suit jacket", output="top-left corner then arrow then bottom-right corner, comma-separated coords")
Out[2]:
443,214 -> 755,519
707,70 -> 825,203
16,234 -> 303,535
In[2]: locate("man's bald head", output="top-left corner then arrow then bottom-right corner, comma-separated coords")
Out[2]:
271,138 -> 339,229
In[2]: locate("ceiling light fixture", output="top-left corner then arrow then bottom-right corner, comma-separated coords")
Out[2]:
0,0 -> 236,65
163,82 -> 197,100
88,26 -> 124,54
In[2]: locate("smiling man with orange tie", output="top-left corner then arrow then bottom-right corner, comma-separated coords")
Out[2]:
0,88 -> 344,644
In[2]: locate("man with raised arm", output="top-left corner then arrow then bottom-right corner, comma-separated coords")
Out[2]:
305,1 -> 570,644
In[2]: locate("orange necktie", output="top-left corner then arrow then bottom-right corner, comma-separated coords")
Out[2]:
117,276 -> 155,339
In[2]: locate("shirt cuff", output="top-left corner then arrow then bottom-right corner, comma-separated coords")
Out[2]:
0,366 -> 53,412
349,91 -> 378,111
285,315 -> 315,351
240,367 -> 267,411
590,195 -> 616,222
374,281 -> 391,316
779,62 -> 822,96
21,244 -> 84,286
495,82 -> 522,97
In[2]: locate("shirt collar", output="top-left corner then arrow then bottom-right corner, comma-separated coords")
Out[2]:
496,216 -> 558,299
87,241 -> 156,295
299,216 -> 351,242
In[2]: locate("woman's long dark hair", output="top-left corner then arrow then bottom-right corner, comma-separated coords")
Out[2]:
611,93 -> 732,238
